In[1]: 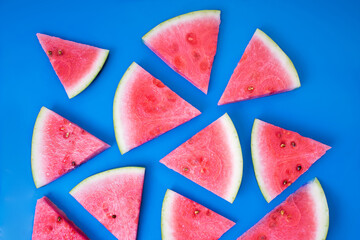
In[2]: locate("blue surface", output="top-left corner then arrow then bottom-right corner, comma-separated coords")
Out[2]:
0,0 -> 359,239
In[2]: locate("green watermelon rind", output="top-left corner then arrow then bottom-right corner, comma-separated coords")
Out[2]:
161,189 -> 177,240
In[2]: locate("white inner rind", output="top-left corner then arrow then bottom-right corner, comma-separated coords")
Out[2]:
161,190 -> 176,240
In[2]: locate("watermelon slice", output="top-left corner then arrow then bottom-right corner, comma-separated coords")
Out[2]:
70,167 -> 145,240
37,33 -> 109,98
218,29 -> 300,104
32,197 -> 89,240
113,62 -> 201,154
162,190 -> 235,239
142,10 -> 220,94
160,113 -> 243,203
31,107 -> 110,188
237,178 -> 329,240
252,119 -> 331,202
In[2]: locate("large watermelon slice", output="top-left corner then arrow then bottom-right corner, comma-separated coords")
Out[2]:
218,29 -> 300,104
31,107 -> 110,188
70,167 -> 145,240
162,190 -> 235,239
142,10 -> 220,94
37,33 -> 109,98
32,197 -> 89,240
113,62 -> 201,154
237,178 -> 329,240
160,113 -> 243,203
252,119 -> 331,202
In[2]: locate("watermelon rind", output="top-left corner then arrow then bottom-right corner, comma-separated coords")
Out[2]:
161,189 -> 176,240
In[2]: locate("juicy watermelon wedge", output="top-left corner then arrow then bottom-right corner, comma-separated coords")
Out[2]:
32,197 -> 89,240
37,33 -> 109,98
218,29 -> 300,104
143,10 -> 221,94
252,119 -> 331,202
31,107 -> 110,188
237,178 -> 329,240
160,113 -> 243,203
113,62 -> 201,154
162,190 -> 235,239
70,167 -> 145,240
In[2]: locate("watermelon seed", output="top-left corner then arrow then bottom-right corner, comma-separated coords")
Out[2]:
186,33 -> 197,45
57,216 -> 62,222
183,167 -> 189,172
194,210 -> 200,215
58,50 -> 63,55
64,132 -> 70,138
280,210 -> 284,215
291,141 -> 296,147
280,143 -> 286,148
111,214 -> 117,218
296,165 -> 302,171
283,180 -> 288,185
59,126 -> 65,131
71,161 -> 76,166
47,50 -> 52,55
247,86 -> 254,92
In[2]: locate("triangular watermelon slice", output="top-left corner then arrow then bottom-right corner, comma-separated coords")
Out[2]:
142,10 -> 221,94
162,190 -> 235,239
31,107 -> 110,188
70,167 -> 145,240
32,197 -> 89,240
160,113 -> 243,203
251,119 -> 331,202
37,33 -> 109,98
218,29 -> 300,104
237,178 -> 329,240
113,62 -> 201,154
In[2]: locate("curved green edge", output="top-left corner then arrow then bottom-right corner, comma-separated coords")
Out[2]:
161,189 -> 172,240
312,178 -> 330,240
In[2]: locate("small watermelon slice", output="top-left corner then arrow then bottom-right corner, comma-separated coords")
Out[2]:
31,107 -> 110,188
32,197 -> 89,240
218,29 -> 300,104
113,62 -> 201,154
160,113 -> 243,203
142,10 -> 221,94
252,119 -> 331,202
70,167 -> 145,240
37,33 -> 109,98
162,190 -> 235,239
237,178 -> 329,240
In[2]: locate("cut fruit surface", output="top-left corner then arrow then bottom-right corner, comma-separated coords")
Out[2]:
37,33 -> 109,98
70,167 -> 145,240
219,29 -> 300,104
251,119 -> 331,202
143,10 -> 220,94
237,178 -> 329,240
113,62 -> 201,154
162,190 -> 235,240
31,107 -> 109,188
160,113 -> 242,203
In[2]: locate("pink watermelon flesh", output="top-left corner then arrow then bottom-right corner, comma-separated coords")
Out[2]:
31,107 -> 110,188
70,167 -> 145,240
32,197 -> 89,240
160,114 -> 243,203
237,178 -> 329,240
162,190 -> 235,239
113,62 -> 201,154
219,29 -> 300,105
37,33 -> 109,98
143,10 -> 220,94
252,119 -> 331,202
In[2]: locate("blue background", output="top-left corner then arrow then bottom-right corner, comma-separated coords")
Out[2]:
0,0 -> 359,239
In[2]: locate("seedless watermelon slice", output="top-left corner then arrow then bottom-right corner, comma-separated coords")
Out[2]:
162,190 -> 235,239
37,33 -> 109,98
218,29 -> 300,104
31,107 -> 110,188
70,167 -> 145,240
113,62 -> 201,154
252,119 -> 331,202
160,113 -> 243,203
143,10 -> 220,94
32,197 -> 89,240
237,178 -> 329,240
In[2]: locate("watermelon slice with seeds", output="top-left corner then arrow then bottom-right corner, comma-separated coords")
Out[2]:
252,119 -> 331,202
218,29 -> 300,104
162,190 -> 235,239
70,167 -> 145,240
37,33 -> 109,98
237,178 -> 329,240
160,113 -> 243,203
32,197 -> 89,240
143,10 -> 220,94
31,107 -> 110,188
113,62 -> 201,154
